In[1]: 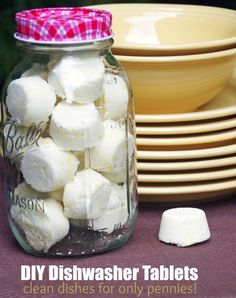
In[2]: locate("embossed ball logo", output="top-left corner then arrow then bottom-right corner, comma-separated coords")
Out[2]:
3,120 -> 45,159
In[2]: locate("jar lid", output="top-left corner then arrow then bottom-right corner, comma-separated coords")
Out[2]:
15,7 -> 113,44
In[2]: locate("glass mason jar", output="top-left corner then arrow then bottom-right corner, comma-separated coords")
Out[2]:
0,8 -> 138,257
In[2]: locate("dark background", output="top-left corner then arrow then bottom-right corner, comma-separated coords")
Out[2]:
0,0 -> 236,89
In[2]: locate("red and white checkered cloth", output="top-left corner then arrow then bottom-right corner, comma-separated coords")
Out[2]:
15,7 -> 112,43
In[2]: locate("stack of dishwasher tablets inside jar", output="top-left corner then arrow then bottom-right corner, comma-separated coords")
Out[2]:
4,51 -> 135,254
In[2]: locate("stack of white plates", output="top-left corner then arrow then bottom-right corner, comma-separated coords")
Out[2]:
136,79 -> 236,203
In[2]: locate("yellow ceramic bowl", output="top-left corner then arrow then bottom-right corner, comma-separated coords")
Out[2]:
116,48 -> 236,114
91,4 -> 236,56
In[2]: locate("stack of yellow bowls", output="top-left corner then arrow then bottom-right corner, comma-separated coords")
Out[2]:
90,4 -> 236,203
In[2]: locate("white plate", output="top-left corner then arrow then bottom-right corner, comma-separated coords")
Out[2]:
137,143 -> 236,160
138,167 -> 236,183
135,79 -> 236,123
139,188 -> 235,203
136,116 -> 236,135
138,178 -> 236,202
137,127 -> 236,146
138,155 -> 236,171
136,129 -> 236,146
138,177 -> 236,194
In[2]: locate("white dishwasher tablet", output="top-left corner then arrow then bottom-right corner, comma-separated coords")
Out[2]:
11,197 -> 69,253
21,138 -> 79,192
159,207 -> 211,247
89,183 -> 128,234
48,54 -> 105,104
49,102 -> 103,150
21,63 -> 48,80
14,181 -> 46,201
89,120 -> 135,174
103,74 -> 129,120
63,168 -> 111,220
6,76 -> 56,126
14,182 -> 64,204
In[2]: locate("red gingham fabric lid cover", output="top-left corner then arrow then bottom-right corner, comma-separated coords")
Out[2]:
15,7 -> 113,43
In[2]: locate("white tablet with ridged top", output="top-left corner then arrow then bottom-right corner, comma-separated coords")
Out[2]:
11,182 -> 69,253
21,138 -> 79,192
63,168 -> 111,220
103,74 -> 129,120
159,207 -> 210,247
89,119 -> 135,174
50,102 -> 103,150
48,54 -> 105,104
6,76 -> 56,126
